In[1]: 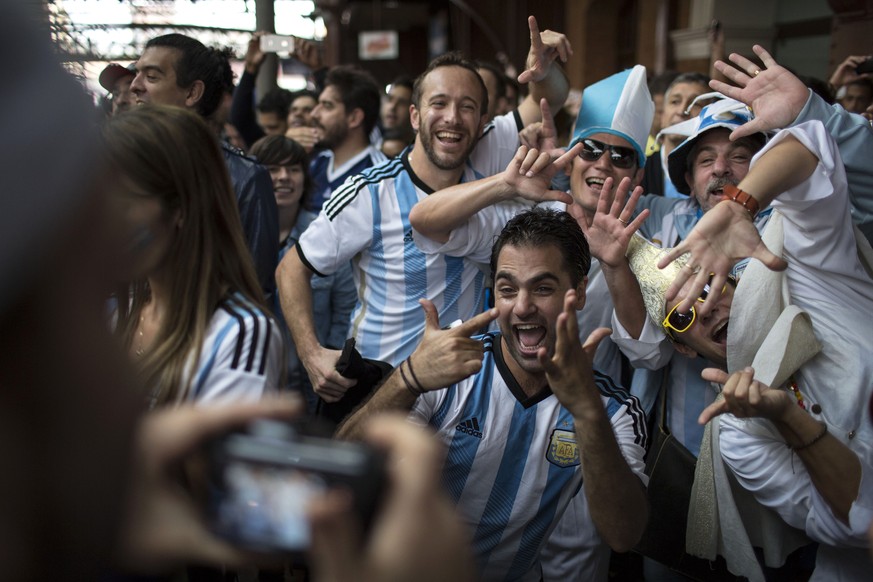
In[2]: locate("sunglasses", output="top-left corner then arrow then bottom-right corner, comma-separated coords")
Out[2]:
577,138 -> 637,169
662,278 -> 728,335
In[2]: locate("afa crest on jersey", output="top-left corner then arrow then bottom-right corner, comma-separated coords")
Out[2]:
546,428 -> 580,468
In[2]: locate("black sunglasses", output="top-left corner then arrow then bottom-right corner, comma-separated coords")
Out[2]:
577,138 -> 637,169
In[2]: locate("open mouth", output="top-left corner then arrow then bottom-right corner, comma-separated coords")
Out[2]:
435,130 -> 464,145
585,177 -> 606,190
513,323 -> 547,355
711,320 -> 729,345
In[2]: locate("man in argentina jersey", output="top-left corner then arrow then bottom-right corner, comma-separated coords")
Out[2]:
277,18 -> 572,403
302,66 -> 387,218
338,209 -> 648,581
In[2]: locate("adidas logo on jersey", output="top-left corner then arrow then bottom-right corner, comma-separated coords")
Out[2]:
455,417 -> 483,439
403,229 -> 415,243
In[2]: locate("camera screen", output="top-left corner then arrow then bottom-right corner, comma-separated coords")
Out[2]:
212,460 -> 326,551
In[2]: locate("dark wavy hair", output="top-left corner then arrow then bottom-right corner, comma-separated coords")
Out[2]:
249,134 -> 313,199
145,34 -> 233,118
324,65 -> 381,135
490,208 -> 590,288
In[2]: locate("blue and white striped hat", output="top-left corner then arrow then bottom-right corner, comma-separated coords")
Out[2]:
667,97 -> 767,194
569,65 -> 653,168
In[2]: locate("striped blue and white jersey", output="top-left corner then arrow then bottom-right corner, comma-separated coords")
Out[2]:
306,144 -> 387,212
296,112 -> 522,365
183,293 -> 284,405
410,333 -> 648,581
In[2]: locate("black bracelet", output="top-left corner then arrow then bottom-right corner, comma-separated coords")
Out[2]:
405,357 -> 427,393
398,360 -> 424,397
789,422 -> 828,451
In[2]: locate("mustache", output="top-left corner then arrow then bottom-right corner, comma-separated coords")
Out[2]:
706,176 -> 738,195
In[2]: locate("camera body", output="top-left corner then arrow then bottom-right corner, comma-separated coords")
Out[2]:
207,419 -> 385,553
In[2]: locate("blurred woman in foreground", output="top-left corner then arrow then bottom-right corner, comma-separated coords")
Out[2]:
106,106 -> 284,407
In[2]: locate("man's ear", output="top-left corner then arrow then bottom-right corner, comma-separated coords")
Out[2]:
185,80 -> 205,109
347,107 -> 365,130
410,104 -> 420,131
672,340 -> 699,359
573,276 -> 588,310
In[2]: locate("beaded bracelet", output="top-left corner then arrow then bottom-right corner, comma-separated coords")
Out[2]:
790,421 -> 827,451
398,360 -> 424,397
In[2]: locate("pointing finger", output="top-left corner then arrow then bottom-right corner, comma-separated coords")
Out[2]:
452,308 -> 498,338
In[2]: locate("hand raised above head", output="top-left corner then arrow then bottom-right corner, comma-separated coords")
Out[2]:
709,45 -> 808,140
518,16 -> 572,85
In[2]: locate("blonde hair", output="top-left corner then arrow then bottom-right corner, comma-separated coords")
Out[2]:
106,106 -> 270,405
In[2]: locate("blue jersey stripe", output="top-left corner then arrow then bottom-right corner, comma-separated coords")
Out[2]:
191,317 -> 238,398
440,350 -> 495,503
359,184 -> 388,357
473,399 -> 538,568
507,407 -> 579,579
442,255 -> 465,325
430,383 -> 457,430
397,172 -> 428,362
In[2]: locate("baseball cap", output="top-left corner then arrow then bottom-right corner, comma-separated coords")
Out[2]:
98,63 -> 136,93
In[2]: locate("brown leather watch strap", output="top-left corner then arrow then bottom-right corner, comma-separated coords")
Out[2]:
723,183 -> 760,219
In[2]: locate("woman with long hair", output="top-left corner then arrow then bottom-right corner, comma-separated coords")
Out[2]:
106,106 -> 284,407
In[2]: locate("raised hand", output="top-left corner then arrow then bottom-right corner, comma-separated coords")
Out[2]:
517,16 -> 572,85
828,54 -> 872,89
581,176 -> 649,268
657,200 -> 785,316
518,99 -> 564,158
294,36 -> 324,70
537,289 -> 610,417
500,142 -> 581,206
244,32 -> 267,75
406,300 -> 498,392
709,45 -> 809,139
698,367 -> 794,425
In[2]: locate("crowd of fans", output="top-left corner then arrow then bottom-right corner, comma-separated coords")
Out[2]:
5,4 -> 873,580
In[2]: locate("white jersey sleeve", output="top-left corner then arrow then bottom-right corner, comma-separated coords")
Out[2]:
610,314 -> 674,370
412,199 -> 533,263
297,174 -> 375,277
189,296 -> 283,405
468,110 -> 523,176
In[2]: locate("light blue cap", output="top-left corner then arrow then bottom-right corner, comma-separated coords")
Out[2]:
569,65 -> 653,168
